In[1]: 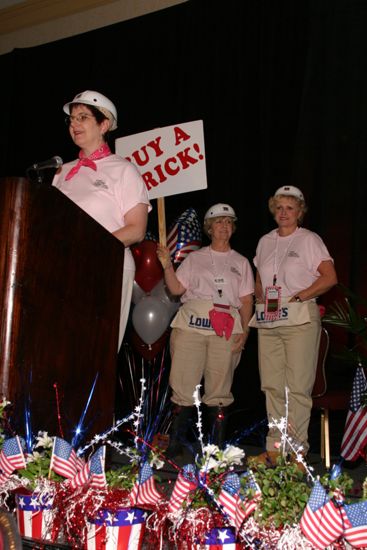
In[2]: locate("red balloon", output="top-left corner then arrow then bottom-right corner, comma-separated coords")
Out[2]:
131,240 -> 163,292
130,329 -> 169,361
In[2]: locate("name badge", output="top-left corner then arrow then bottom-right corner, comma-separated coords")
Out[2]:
265,285 -> 281,320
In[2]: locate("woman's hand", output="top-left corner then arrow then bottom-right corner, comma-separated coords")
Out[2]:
157,243 -> 172,270
232,331 -> 249,353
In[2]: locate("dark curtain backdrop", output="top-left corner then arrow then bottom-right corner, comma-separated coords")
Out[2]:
0,0 -> 366,438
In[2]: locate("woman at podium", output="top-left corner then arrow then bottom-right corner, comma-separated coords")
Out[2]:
52,90 -> 151,348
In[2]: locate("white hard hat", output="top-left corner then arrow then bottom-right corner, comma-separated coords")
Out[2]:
274,185 -> 304,201
204,203 -> 237,220
63,90 -> 118,130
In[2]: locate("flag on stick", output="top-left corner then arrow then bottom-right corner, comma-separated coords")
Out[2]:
0,436 -> 26,481
300,480 -> 345,549
129,462 -> 162,507
340,367 -> 367,461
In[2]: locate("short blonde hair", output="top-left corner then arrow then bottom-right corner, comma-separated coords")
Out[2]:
268,194 -> 308,225
203,216 -> 236,238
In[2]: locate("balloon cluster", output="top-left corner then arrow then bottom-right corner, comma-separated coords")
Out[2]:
130,209 -> 202,359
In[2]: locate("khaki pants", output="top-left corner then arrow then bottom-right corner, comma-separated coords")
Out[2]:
169,328 -> 241,407
258,302 -> 321,453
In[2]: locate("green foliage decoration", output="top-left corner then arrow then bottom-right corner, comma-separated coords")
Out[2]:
248,456 -> 310,528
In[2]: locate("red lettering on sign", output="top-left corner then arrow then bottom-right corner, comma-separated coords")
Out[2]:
174,126 -> 191,145
142,172 -> 159,190
131,146 -> 150,167
177,147 -> 199,169
141,144 -> 203,191
147,137 -> 164,158
153,164 -> 167,183
165,157 -> 179,176
130,137 -> 164,167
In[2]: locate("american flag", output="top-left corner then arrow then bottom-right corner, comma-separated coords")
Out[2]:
218,473 -> 241,529
129,462 -> 162,507
0,436 -> 26,481
343,500 -> 367,548
166,208 -> 202,264
300,480 -> 345,549
236,471 -> 261,529
168,464 -> 197,513
70,446 -> 106,489
218,472 -> 258,533
340,367 -> 367,461
50,437 -> 81,479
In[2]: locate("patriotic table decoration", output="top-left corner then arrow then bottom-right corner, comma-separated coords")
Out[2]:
85,507 -> 147,550
195,527 -> 240,549
15,492 -> 57,542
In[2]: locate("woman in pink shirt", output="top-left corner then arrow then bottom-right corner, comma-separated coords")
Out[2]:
157,203 -> 254,458
251,185 -> 337,467
53,91 -> 151,348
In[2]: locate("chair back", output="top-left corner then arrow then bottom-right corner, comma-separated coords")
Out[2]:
312,326 -> 329,398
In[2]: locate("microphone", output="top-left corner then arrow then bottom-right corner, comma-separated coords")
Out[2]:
29,156 -> 63,171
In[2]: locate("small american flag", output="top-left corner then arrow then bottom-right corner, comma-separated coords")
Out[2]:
0,436 -> 26,481
129,462 -> 162,507
166,208 -> 202,265
236,471 -> 261,529
340,367 -> 367,461
218,472 -> 258,533
168,464 -> 197,513
50,437 -> 80,479
344,500 -> 367,548
218,473 -> 241,528
300,480 -> 345,549
70,446 -> 106,489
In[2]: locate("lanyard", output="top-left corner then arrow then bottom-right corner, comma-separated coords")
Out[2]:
272,228 -> 298,285
209,246 -> 231,298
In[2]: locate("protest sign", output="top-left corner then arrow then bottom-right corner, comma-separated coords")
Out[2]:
115,120 -> 207,200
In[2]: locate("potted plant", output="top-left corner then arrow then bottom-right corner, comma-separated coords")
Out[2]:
322,284 -> 367,367
14,431 -> 65,543
58,445 -> 164,550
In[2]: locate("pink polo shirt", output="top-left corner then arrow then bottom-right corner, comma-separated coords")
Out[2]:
254,227 -> 333,297
53,154 -> 151,271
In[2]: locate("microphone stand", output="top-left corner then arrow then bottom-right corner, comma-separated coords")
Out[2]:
25,167 -> 54,184
25,167 -> 43,184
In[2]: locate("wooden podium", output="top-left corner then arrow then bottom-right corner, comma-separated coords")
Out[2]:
0,177 -> 124,442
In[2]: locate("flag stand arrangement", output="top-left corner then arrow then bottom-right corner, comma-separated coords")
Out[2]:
0,378 -> 367,548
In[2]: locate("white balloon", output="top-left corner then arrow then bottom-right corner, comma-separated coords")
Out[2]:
132,296 -> 171,345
